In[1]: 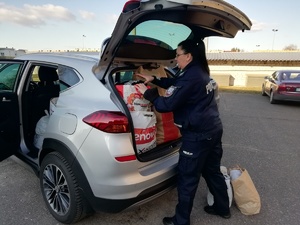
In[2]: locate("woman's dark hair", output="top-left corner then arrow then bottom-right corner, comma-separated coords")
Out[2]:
178,39 -> 210,75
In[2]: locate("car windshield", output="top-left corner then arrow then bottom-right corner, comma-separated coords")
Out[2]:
128,20 -> 192,49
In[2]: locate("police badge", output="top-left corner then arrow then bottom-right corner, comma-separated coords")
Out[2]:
165,86 -> 179,97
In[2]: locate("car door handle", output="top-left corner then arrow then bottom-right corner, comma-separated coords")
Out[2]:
2,97 -> 11,102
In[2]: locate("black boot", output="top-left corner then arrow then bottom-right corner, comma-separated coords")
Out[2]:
204,205 -> 231,219
162,217 -> 175,225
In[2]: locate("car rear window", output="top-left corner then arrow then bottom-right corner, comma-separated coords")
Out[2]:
289,72 -> 300,80
281,72 -> 300,80
128,20 -> 192,50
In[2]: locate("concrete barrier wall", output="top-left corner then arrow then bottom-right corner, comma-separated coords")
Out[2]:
210,74 -> 234,86
246,74 -> 267,87
209,65 -> 300,86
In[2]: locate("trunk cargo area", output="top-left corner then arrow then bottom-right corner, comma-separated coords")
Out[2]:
112,65 -> 182,161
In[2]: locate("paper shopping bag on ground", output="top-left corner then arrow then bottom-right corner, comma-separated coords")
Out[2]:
230,166 -> 261,215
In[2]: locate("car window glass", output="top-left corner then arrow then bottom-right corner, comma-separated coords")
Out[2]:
27,65 -> 59,92
0,63 -> 22,91
57,66 -> 80,90
113,71 -> 134,84
27,65 -> 80,92
120,71 -> 134,83
128,20 -> 191,49
271,72 -> 276,79
289,72 -> 300,80
273,72 -> 279,80
281,73 -> 288,80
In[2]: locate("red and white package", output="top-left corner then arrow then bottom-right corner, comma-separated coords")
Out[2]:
131,111 -> 157,154
116,84 -> 151,111
135,66 -> 181,144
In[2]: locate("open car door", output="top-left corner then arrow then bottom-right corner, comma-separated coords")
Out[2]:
0,60 -> 24,161
94,0 -> 252,79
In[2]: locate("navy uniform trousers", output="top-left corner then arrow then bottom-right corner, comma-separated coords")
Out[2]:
172,128 -> 229,225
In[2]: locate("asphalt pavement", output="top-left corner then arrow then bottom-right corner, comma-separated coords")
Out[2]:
1,92 -> 300,225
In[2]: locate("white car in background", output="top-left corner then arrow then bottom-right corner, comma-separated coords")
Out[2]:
0,0 -> 251,223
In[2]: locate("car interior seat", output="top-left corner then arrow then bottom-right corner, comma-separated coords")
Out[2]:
31,66 -> 60,131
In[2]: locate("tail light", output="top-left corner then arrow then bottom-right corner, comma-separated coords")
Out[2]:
278,83 -> 300,93
123,0 -> 141,13
83,111 -> 129,133
277,83 -> 286,93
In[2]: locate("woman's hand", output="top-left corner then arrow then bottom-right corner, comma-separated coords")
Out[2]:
135,73 -> 154,84
135,83 -> 148,94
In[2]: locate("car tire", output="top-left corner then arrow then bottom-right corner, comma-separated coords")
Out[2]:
261,85 -> 267,96
40,152 -> 90,224
270,90 -> 276,104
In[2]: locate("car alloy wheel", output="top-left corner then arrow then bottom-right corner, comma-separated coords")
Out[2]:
43,163 -> 70,216
40,152 -> 88,223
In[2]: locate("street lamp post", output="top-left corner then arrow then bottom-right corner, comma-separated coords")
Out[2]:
272,29 -> 278,51
82,35 -> 86,50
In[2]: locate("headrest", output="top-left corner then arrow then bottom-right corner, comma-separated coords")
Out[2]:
38,67 -> 59,82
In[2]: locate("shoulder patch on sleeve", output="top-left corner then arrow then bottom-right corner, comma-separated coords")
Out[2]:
206,80 -> 214,94
165,85 -> 180,97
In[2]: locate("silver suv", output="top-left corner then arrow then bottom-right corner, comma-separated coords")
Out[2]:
0,0 -> 251,223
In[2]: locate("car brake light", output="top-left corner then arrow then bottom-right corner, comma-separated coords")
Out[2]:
115,155 -> 137,162
83,111 -> 129,133
277,83 -> 286,93
123,0 -> 141,13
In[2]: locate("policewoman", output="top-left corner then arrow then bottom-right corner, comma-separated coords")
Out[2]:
136,39 -> 230,225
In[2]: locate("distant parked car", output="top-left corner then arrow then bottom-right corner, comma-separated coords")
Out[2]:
0,0 -> 251,223
262,70 -> 300,104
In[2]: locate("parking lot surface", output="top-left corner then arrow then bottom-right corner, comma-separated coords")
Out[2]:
1,92 -> 300,225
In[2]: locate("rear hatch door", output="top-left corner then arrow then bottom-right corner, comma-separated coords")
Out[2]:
93,0 -> 252,161
94,0 -> 252,79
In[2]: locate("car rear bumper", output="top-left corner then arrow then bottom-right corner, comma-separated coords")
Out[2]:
74,128 -> 179,212
275,92 -> 300,102
88,175 -> 177,213
68,146 -> 178,213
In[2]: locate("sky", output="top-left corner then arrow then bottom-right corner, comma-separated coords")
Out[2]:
1,0 -> 300,52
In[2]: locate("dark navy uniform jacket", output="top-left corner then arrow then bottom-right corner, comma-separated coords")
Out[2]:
144,62 -> 222,137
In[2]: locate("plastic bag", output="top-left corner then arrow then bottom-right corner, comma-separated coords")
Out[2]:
131,111 -> 157,154
135,66 -> 181,144
116,83 -> 151,111
207,166 -> 233,207
33,111 -> 50,149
